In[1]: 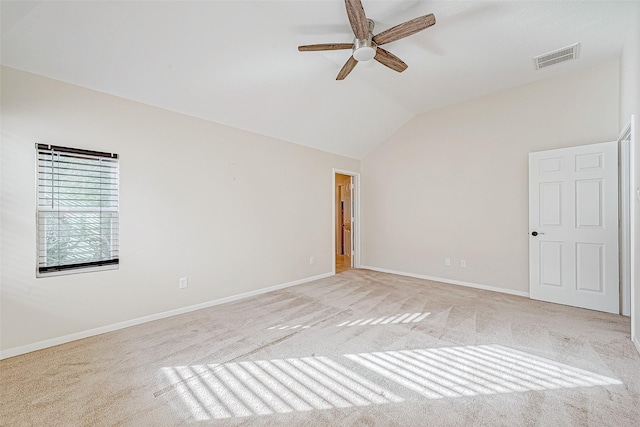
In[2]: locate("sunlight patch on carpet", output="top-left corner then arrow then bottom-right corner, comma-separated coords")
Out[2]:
266,324 -> 312,331
160,344 -> 621,421
345,344 -> 622,399
336,312 -> 430,327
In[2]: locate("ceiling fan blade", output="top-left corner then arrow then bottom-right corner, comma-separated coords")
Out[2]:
337,56 -> 358,80
373,13 -> 436,46
345,0 -> 369,39
374,48 -> 408,73
298,43 -> 354,52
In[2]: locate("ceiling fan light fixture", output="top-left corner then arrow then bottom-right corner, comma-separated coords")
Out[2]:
353,38 -> 377,61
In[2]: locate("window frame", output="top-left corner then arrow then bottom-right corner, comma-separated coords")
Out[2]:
35,143 -> 120,277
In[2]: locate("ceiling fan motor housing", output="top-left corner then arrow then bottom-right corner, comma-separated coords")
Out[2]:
353,18 -> 377,62
353,38 -> 377,61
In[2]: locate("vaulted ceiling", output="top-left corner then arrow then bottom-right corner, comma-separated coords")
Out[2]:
1,1 -> 637,158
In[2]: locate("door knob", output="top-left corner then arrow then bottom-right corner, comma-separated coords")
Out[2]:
531,231 -> 545,236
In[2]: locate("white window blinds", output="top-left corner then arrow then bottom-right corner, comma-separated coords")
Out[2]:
36,144 -> 119,275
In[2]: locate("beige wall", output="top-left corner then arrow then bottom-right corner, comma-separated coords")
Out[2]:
0,67 -> 359,353
361,60 -> 620,295
619,3 -> 640,349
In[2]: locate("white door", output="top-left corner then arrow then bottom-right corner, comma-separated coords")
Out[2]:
529,141 -> 619,313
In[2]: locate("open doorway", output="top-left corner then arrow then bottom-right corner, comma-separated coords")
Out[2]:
333,170 -> 359,274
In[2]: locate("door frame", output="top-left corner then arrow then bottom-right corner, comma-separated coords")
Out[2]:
618,115 -> 636,340
332,169 -> 360,273
620,121 -> 633,316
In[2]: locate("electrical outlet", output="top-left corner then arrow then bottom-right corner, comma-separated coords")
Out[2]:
445,258 -> 451,266
460,259 -> 467,268
179,277 -> 188,289
309,256 -> 315,265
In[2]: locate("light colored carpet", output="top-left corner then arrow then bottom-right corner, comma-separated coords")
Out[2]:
2,269 -> 639,426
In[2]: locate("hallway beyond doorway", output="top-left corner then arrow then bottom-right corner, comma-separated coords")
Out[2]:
335,254 -> 351,273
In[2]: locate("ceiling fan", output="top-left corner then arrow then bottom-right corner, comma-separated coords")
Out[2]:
298,0 -> 436,80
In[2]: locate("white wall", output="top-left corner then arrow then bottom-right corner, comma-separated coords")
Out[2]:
0,67 -> 359,354
361,61 -> 619,295
619,3 -> 640,351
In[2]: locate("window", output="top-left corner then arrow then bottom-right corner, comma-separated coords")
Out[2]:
36,144 -> 119,275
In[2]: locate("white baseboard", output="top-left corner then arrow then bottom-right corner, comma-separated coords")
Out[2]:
0,272 -> 332,360
634,335 -> 640,355
360,265 -> 530,298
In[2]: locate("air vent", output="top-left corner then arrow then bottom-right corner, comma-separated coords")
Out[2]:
533,43 -> 580,70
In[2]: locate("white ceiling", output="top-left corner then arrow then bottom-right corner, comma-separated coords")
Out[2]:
1,1 -> 637,159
